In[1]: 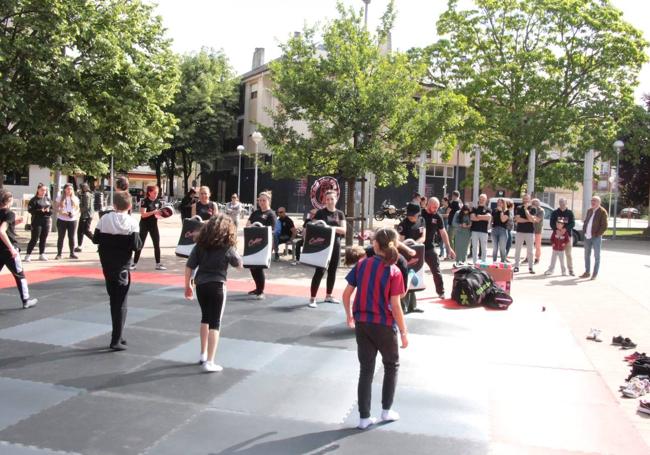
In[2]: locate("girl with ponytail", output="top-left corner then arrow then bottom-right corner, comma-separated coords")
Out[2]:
342,227 -> 408,431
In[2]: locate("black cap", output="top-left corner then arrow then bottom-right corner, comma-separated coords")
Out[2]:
406,202 -> 421,216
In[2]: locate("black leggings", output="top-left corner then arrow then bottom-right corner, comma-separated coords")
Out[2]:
310,242 -> 340,297
27,217 -> 51,255
250,268 -> 265,294
0,251 -> 31,303
77,218 -> 93,246
56,219 -> 77,255
355,321 -> 399,418
133,221 -> 160,264
196,282 -> 225,330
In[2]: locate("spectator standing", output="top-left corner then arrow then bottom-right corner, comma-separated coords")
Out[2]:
469,194 -> 491,263
544,218 -> 570,276
581,196 -> 608,280
550,197 -> 575,276
421,197 -> 455,299
438,197 -> 450,259
452,205 -> 472,266
24,183 -> 52,262
274,207 -> 296,261
531,198 -> 545,265
514,194 -> 536,274
491,198 -> 509,262
179,188 -> 197,220
225,193 -> 242,228
76,183 -> 95,252
447,190 -> 463,250
55,183 -> 80,260
342,227 -> 408,430
505,199 -> 515,257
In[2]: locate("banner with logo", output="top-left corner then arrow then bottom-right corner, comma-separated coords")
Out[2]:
310,177 -> 340,210
300,221 -> 336,269
175,216 -> 204,258
242,224 -> 273,268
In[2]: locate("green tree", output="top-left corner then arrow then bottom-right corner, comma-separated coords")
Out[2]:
422,0 -> 648,192
0,0 -> 179,183
163,49 -> 239,194
262,1 -> 477,244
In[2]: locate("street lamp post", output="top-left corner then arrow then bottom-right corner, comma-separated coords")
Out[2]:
612,140 -> 624,239
236,145 -> 244,198
251,131 -> 263,209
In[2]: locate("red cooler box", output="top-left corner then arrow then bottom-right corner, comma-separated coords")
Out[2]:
474,261 -> 513,294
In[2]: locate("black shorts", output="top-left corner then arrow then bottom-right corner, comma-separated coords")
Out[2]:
196,282 -> 226,330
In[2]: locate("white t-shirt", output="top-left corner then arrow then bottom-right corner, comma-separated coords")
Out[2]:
56,195 -> 80,221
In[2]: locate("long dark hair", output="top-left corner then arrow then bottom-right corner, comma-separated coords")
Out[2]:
195,214 -> 236,250
374,227 -> 399,265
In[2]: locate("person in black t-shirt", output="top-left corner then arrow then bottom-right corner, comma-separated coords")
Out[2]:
192,186 -> 219,221
25,183 -> 52,261
308,190 -> 346,308
514,193 -> 536,273
491,198 -> 510,262
273,207 -> 296,261
246,192 -> 277,299
132,184 -> 165,271
180,188 -> 197,220
470,193 -> 492,263
0,189 -> 37,309
397,203 -> 425,243
421,197 -> 455,299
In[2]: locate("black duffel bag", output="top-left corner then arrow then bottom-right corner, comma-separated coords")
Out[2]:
451,266 -> 493,307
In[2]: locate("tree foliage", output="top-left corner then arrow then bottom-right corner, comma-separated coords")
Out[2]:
165,49 -> 239,193
261,1 -> 478,188
617,98 -> 650,211
422,0 -> 648,192
0,0 -> 179,181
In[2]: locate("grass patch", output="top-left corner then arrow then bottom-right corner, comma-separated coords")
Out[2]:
604,228 -> 644,236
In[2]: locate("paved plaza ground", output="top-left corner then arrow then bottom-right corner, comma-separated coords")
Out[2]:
1,215 -> 649,454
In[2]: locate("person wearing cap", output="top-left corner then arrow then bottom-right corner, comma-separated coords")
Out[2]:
397,203 -> 425,243
545,217 -> 570,276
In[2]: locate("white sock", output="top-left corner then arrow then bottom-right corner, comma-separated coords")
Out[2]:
200,353 -> 207,362
381,409 -> 400,422
357,417 -> 377,430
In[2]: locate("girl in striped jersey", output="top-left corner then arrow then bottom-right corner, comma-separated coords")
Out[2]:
342,227 -> 408,430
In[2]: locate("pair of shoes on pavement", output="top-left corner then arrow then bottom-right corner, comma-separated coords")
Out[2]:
586,328 -> 603,342
357,409 -> 400,430
625,352 -> 647,364
202,361 -> 223,373
621,377 -> 650,398
612,335 -> 637,350
308,295 -> 340,308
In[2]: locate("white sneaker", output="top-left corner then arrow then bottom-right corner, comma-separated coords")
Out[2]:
357,417 -> 377,430
544,270 -> 552,276
202,362 -> 223,373
38,254 -> 48,261
23,254 -> 31,262
308,298 -> 317,308
155,263 -> 167,271
255,293 -> 265,300
381,409 -> 400,422
324,295 -> 340,304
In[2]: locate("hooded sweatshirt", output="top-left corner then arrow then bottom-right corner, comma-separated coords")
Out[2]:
93,211 -> 142,273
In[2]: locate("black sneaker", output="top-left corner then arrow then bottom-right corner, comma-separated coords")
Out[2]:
621,338 -> 638,350
109,342 -> 127,351
529,269 -> 535,274
73,247 -> 82,253
69,253 -> 79,259
22,298 -> 38,309
247,289 -> 259,296
612,335 -> 625,345
513,267 -> 519,273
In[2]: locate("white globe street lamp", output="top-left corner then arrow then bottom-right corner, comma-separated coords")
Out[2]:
612,140 -> 624,239
251,131 -> 263,209
236,145 -> 244,198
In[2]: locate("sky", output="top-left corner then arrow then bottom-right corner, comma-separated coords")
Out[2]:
150,0 -> 650,103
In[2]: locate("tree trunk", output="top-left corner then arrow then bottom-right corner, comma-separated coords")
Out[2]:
0,169 -> 4,188
167,151 -> 176,198
181,150 -> 190,194
153,157 -> 162,189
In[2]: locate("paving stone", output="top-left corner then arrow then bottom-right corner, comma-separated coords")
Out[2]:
0,339 -> 57,370
0,318 -> 111,347
74,326 -> 195,358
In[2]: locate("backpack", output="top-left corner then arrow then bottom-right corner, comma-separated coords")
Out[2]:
483,284 -> 513,310
451,266 -> 493,307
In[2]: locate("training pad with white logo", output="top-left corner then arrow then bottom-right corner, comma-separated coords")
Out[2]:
403,239 -> 426,291
300,221 -> 336,269
175,216 -> 204,258
243,224 -> 272,269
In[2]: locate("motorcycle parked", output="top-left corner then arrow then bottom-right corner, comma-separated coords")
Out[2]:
374,199 -> 406,221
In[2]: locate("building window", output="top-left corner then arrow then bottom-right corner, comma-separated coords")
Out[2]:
250,83 -> 258,99
3,167 -> 29,186
426,165 -> 453,178
540,192 -> 555,207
